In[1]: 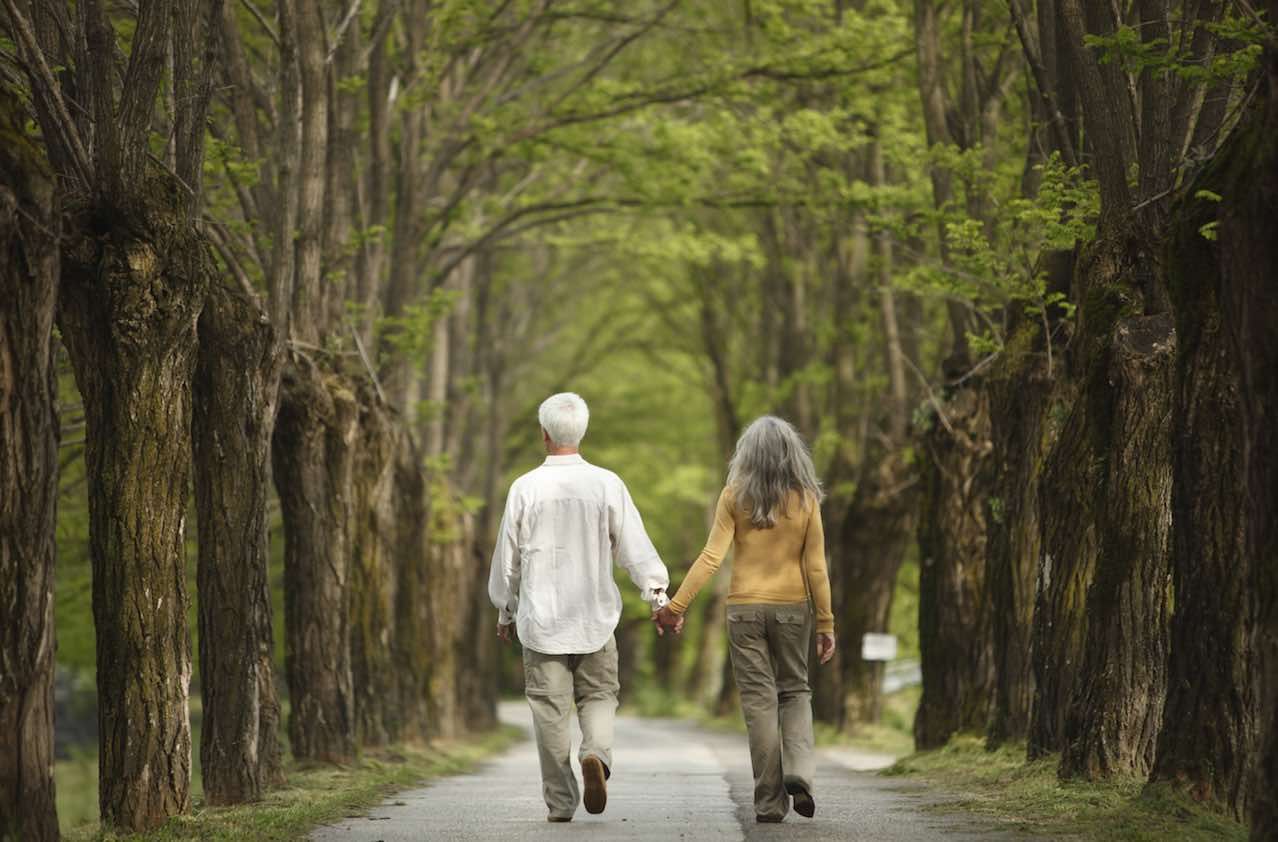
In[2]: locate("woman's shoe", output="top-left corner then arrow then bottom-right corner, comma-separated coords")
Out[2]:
786,781 -> 815,818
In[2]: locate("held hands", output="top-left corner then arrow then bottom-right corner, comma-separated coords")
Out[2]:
496,622 -> 513,643
652,604 -> 685,637
816,632 -> 837,665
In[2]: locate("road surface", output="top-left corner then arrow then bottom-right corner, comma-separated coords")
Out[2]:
311,702 -> 1034,841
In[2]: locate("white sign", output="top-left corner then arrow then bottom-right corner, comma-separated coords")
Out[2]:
861,633 -> 898,662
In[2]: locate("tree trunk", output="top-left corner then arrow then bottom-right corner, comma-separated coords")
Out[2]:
840,450 -> 917,727
1148,172 -> 1256,818
985,283 -> 1061,749
423,489 -> 473,738
1057,234 -> 1174,781
349,389 -> 403,747
0,94 -> 60,842
1028,372 -> 1095,759
272,361 -> 358,763
1184,22 -> 1278,833
809,495 -> 847,728
392,436 -> 431,740
914,383 -> 994,750
57,185 -> 208,831
192,281 -> 285,804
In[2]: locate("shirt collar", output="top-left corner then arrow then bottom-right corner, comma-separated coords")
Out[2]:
543,453 -> 586,467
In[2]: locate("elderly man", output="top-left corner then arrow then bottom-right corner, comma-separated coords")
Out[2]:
488,392 -> 670,823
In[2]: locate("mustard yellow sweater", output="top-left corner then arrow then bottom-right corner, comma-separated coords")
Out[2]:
669,485 -> 835,634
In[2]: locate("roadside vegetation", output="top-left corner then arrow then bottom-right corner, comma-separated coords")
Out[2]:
887,737 -> 1248,842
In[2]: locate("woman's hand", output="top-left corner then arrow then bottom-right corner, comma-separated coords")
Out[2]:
652,605 -> 685,636
816,632 -> 836,665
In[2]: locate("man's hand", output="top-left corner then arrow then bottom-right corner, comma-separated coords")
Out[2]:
496,622 -> 514,644
816,632 -> 837,665
652,605 -> 684,637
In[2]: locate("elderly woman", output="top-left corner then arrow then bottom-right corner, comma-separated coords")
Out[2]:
655,415 -> 836,823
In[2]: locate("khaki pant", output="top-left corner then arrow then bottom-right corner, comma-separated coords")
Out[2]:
726,601 -> 815,819
522,636 -> 619,818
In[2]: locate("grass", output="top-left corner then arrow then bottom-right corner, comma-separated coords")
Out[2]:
885,735 -> 1249,841
57,725 -> 523,842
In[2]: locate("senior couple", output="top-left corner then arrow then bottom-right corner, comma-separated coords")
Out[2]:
488,392 -> 836,824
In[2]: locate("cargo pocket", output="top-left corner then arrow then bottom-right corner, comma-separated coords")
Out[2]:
727,609 -> 765,643
774,608 -> 810,640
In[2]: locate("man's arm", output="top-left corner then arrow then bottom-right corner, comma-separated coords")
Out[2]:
609,480 -> 669,605
487,488 -> 522,629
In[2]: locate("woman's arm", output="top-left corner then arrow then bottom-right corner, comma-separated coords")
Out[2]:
667,486 -> 736,616
802,500 -> 835,635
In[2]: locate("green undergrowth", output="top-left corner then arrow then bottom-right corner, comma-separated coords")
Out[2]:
885,735 -> 1248,841
61,725 -> 523,842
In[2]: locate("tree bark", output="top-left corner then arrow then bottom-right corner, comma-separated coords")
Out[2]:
1148,168 -> 1256,818
192,281 -> 285,803
349,389 -> 403,746
58,183 -> 208,831
1057,234 -> 1175,781
914,383 -> 994,750
984,250 -> 1066,749
1184,17 -> 1278,832
0,92 -> 61,842
423,489 -> 474,738
392,435 -> 431,739
840,450 -> 917,727
272,361 -> 358,762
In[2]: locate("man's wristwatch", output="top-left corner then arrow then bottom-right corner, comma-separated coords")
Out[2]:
652,590 -> 670,610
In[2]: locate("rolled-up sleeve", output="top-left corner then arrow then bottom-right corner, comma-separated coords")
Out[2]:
488,488 -> 522,625
610,481 -> 669,604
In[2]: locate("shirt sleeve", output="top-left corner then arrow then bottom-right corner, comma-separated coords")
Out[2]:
487,487 -> 522,625
610,479 -> 670,605
669,486 -> 736,616
802,500 -> 835,634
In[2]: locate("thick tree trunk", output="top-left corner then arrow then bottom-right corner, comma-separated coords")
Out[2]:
392,436 -> 431,739
0,98 -> 61,842
192,282 -> 285,803
272,361 -> 358,763
839,450 -> 917,727
1149,173 -> 1256,818
1056,233 -> 1175,781
1187,24 -> 1278,834
1028,374 -> 1095,759
423,491 -> 474,738
985,307 -> 1058,749
809,495 -> 847,727
914,383 -> 994,750
57,185 -> 208,831
460,541 -> 500,732
349,390 -> 403,746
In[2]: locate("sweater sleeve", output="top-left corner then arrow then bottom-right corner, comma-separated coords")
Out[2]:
802,501 -> 835,634
668,486 -> 736,615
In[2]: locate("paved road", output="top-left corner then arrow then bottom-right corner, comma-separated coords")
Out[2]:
311,702 -> 1034,841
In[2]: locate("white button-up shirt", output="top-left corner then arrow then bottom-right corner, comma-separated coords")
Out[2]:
488,453 -> 669,655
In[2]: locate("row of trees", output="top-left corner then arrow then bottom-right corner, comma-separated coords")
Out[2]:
2,0 -> 1277,839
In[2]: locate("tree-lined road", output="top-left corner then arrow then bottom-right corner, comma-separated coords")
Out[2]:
312,703 -> 1031,841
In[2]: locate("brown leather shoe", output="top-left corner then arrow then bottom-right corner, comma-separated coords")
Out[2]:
547,816 -> 572,823
581,755 -> 608,814
756,814 -> 784,823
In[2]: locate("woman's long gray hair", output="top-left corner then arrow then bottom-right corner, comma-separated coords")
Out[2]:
726,416 -> 823,528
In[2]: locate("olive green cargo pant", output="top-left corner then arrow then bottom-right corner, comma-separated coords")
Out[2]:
726,601 -> 816,819
522,635 -> 619,819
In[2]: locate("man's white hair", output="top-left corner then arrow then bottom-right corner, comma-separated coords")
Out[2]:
538,392 -> 590,448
